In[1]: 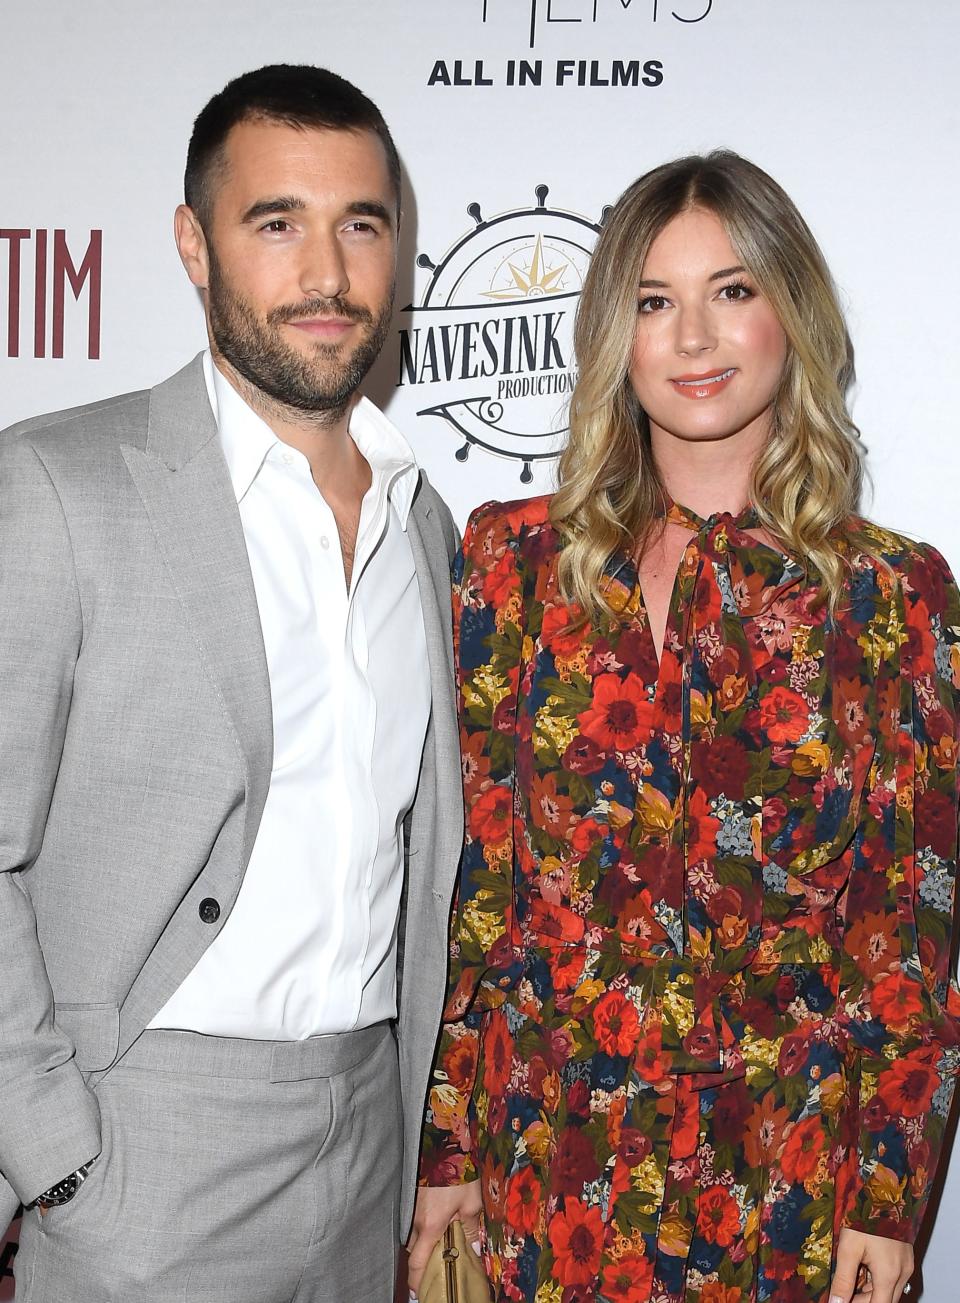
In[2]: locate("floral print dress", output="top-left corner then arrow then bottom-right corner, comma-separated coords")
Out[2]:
420,496 -> 960,1303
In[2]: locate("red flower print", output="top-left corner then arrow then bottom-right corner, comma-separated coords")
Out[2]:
862,1094 -> 892,1132
599,1251 -> 654,1302
561,733 -> 606,775
427,500 -> 960,1300
711,1080 -> 752,1146
551,1126 -> 600,1196
443,1034 -> 478,1091
759,685 -> 810,744
706,885 -> 744,926
777,1031 -> 809,1077
846,911 -> 899,980
613,625 -> 661,686
765,1249 -> 801,1282
504,1166 -> 542,1235
870,971 -> 925,1032
905,599 -> 936,665
634,1025 -> 668,1084
499,1256 -> 523,1302
492,682 -> 521,734
691,734 -> 752,799
480,549 -> 519,608
469,784 -> 512,847
528,898 -> 586,944
774,972 -> 796,1010
550,946 -> 586,992
834,675 -> 872,747
917,786 -> 958,857
738,995 -> 778,1040
461,731 -> 492,796
481,1150 -> 507,1223
744,1092 -> 791,1168
686,786 -> 719,864
558,1286 -> 593,1303
486,1090 -> 508,1137
566,1079 -> 591,1117
876,1049 -> 941,1117
619,1127 -> 653,1166
771,1279 -> 814,1303
502,494 -> 550,534
779,1116 -> 825,1185
482,1009 -> 514,1096
548,1201 -> 604,1287
566,816 -> 607,862
670,1080 -> 700,1159
698,1185 -> 741,1246
530,771 -> 576,837
541,601 -> 589,658
577,673 -> 651,752
593,990 -> 640,1056
700,1285 -> 743,1303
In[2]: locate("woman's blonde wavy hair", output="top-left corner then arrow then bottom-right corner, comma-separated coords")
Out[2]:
552,149 -> 867,616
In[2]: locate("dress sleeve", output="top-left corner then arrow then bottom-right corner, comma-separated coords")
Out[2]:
841,542 -> 960,1239
419,503 -> 523,1186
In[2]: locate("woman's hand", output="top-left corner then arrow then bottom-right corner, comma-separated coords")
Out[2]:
829,1228 -> 914,1303
406,1181 -> 484,1298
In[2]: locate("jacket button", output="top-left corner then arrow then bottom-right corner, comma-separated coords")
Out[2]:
199,898 -> 221,924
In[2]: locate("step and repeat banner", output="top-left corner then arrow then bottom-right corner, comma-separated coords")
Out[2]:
2,1 -> 959,1297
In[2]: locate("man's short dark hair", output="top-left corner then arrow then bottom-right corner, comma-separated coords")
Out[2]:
184,64 -> 401,228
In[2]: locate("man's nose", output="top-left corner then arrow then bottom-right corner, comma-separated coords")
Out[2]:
299,234 -> 350,302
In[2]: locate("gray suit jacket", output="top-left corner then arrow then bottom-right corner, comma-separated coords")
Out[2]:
0,355 -> 463,1238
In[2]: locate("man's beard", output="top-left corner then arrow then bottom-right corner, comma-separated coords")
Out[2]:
206,251 -> 393,422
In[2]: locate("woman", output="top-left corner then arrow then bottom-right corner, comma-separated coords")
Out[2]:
409,152 -> 960,1303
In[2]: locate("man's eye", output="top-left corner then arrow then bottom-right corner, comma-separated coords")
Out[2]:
346,220 -> 376,234
261,220 -> 290,233
639,294 -> 668,313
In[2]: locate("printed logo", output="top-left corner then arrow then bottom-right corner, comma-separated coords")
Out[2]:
1,228 -> 102,360
475,0 -> 713,50
397,187 -> 605,481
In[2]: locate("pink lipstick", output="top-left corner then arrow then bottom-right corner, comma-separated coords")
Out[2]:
670,368 -> 736,399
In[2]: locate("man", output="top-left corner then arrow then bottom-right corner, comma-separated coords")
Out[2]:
0,64 -> 462,1301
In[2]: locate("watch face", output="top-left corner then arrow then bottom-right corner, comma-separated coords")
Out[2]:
37,1156 -> 97,1208
38,1172 -> 80,1207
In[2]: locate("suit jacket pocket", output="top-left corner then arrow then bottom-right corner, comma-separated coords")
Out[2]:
54,1003 -> 120,1072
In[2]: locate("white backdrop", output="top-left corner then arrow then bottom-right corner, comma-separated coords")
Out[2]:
2,1 -> 959,1296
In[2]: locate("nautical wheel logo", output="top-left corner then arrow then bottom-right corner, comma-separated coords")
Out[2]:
397,186 -> 606,481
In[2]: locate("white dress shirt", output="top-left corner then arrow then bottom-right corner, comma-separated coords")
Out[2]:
149,353 -> 431,1038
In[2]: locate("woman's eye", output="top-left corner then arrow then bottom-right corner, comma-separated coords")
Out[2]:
639,294 -> 668,313
720,282 -> 753,301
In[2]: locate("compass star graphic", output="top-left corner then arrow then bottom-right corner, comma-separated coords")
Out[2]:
480,234 -> 570,301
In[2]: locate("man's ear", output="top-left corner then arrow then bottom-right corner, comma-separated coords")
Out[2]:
174,204 -> 210,290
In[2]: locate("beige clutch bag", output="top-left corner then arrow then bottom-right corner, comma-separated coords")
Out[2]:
419,1219 -> 492,1303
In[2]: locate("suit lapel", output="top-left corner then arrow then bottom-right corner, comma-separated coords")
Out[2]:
121,358 -> 273,871
407,487 -> 455,683
406,485 -> 462,902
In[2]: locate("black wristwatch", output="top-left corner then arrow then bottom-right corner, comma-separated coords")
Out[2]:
32,1156 -> 98,1211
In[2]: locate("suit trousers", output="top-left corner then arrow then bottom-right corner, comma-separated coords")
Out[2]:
14,1022 -> 402,1303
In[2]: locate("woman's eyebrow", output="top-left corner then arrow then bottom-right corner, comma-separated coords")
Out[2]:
638,264 -> 748,289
